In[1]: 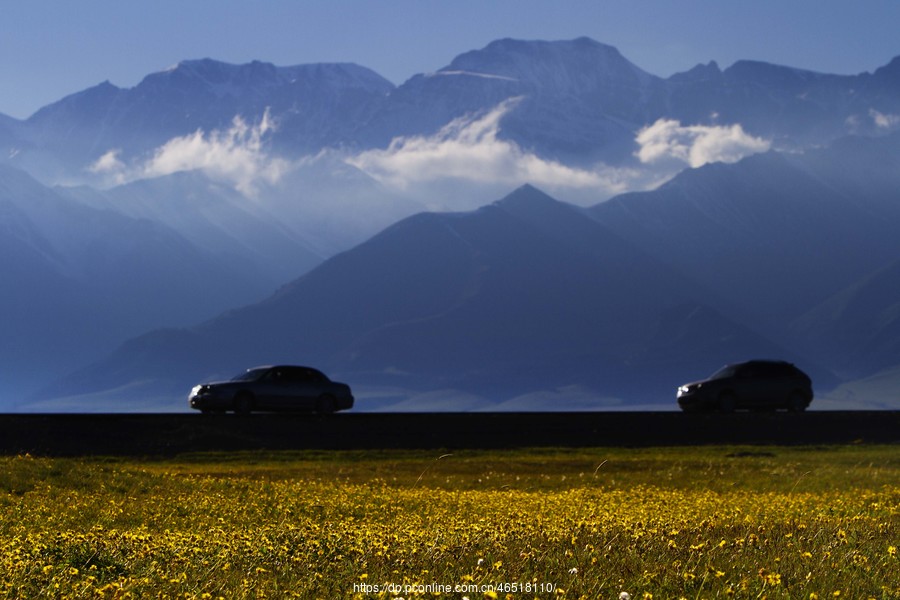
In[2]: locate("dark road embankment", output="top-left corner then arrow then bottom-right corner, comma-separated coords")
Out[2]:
0,411 -> 897,456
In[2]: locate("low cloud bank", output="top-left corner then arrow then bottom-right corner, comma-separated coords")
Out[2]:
89,104 -> 772,210
90,111 -> 291,196
346,98 -> 639,201
346,105 -> 770,203
870,109 -> 900,130
635,119 -> 770,168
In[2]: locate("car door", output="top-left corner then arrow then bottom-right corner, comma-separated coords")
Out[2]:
761,363 -> 795,409
254,368 -> 292,410
283,367 -> 319,411
734,363 -> 767,408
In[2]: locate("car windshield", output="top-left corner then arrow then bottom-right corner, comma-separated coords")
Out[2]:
230,368 -> 269,382
709,365 -> 737,380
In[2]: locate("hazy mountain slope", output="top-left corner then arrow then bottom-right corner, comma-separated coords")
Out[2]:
39,186 -> 795,409
792,258 -> 900,380
588,144 -> 900,328
0,179 -> 94,398
586,135 -> 900,390
0,165 -> 280,402
0,113 -> 20,147
330,187 -> 800,399
798,133 -> 900,202
819,362 -> 900,410
61,171 -> 325,286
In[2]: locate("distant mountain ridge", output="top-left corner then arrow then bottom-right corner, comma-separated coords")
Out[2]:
16,60 -> 394,169
3,37 -> 899,180
40,133 -> 900,410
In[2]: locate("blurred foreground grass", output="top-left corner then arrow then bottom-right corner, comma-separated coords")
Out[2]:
1,445 -> 897,598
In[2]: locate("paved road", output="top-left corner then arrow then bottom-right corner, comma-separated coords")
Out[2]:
1,411 -> 897,456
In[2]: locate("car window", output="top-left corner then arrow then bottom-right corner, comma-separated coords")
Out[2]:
307,369 -> 327,382
776,364 -> 796,377
759,362 -> 793,378
283,367 -> 322,383
761,363 -> 785,377
264,369 -> 288,382
735,364 -> 757,378
710,365 -> 736,380
284,368 -> 309,383
231,368 -> 268,382
754,363 -> 771,377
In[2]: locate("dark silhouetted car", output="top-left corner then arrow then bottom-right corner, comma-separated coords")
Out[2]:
677,360 -> 813,412
188,365 -> 354,414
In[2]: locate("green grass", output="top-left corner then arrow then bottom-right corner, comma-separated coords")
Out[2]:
1,446 -> 897,598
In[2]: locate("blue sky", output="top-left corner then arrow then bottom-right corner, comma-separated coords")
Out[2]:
2,0 -> 898,119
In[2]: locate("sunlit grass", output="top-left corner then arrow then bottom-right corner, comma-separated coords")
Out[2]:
1,446 -> 897,598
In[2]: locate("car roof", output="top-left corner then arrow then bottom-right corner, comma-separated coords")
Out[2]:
248,365 -> 326,374
727,359 -> 793,367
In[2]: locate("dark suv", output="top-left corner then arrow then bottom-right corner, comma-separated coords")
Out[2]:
677,360 -> 812,412
189,365 -> 354,414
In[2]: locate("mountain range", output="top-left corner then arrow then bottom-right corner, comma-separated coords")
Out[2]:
37,131 -> 900,411
4,37 -> 900,180
2,37 -> 899,410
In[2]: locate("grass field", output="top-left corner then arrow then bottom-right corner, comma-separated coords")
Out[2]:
1,446 -> 897,599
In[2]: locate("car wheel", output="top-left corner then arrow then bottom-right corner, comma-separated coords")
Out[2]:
315,395 -> 336,415
234,393 -> 254,415
787,391 -> 807,412
718,393 -> 737,413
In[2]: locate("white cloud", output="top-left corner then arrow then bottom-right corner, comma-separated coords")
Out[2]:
89,149 -> 126,176
635,118 -> 770,168
86,106 -> 771,213
88,110 -> 291,196
870,109 -> 900,130
346,98 -> 636,199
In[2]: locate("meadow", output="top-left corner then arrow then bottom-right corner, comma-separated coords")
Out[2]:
0,445 -> 897,599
